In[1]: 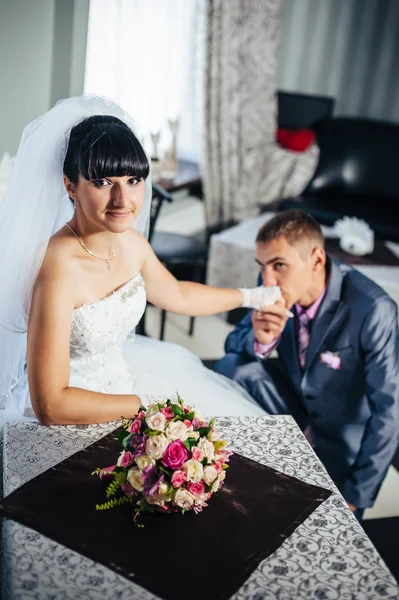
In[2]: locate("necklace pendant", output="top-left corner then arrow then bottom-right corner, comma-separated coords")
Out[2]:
107,260 -> 112,270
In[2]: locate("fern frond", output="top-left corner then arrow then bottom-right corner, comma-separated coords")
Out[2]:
105,478 -> 121,499
95,495 -> 133,511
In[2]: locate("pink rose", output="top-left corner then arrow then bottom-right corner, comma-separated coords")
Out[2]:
214,461 -> 223,474
162,440 -> 190,470
183,419 -> 192,428
118,451 -> 134,468
98,465 -> 115,479
187,481 -> 205,496
130,413 -> 144,434
160,406 -> 174,420
184,407 -> 190,414
171,470 -> 187,488
191,446 -> 204,462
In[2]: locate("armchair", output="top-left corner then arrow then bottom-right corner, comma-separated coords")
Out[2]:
279,117 -> 399,243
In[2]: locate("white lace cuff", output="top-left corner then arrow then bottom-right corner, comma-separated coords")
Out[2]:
239,285 -> 282,310
136,395 -> 169,410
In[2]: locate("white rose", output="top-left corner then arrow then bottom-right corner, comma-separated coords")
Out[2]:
135,454 -> 155,471
182,459 -> 204,483
207,430 -> 219,442
197,437 -> 215,461
218,470 -> 226,482
194,410 -> 205,422
196,492 -> 210,506
211,478 -> 221,493
202,465 -> 218,485
127,467 -> 144,492
146,411 -> 167,432
145,434 -> 169,459
146,481 -> 172,506
172,488 -> 195,509
154,481 -> 172,503
146,496 -> 166,507
188,430 -> 200,441
165,420 -> 189,441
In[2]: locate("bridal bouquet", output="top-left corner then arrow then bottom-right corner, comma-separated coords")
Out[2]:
94,396 -> 231,526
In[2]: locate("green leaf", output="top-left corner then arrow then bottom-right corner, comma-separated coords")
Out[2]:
144,428 -> 162,436
222,464 -> 229,470
116,429 -> 130,444
201,457 -> 208,466
158,463 -> 172,477
121,433 -> 133,449
185,411 -> 195,421
171,403 -> 184,417
186,437 -> 197,449
197,426 -> 212,437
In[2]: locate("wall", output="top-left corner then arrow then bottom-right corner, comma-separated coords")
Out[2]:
277,0 -> 399,124
0,0 -> 89,155
0,0 -> 54,154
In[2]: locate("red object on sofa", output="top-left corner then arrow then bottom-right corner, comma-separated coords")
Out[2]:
277,128 -> 316,152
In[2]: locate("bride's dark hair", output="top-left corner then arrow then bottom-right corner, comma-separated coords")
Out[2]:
63,115 -> 149,185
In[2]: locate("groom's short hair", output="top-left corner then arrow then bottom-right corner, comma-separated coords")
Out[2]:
256,210 -> 324,256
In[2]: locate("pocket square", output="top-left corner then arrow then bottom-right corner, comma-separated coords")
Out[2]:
320,351 -> 341,370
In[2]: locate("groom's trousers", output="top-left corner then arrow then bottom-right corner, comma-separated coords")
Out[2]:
214,354 -> 309,431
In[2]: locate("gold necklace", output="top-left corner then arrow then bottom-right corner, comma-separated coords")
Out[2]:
66,222 -> 115,270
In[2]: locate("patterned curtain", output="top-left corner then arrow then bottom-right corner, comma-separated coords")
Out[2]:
204,0 -> 282,230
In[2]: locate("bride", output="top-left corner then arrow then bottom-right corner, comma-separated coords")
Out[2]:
0,96 -> 287,426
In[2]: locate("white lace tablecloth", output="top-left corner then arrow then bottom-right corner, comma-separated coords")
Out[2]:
207,213 -> 399,311
1,416 -> 398,600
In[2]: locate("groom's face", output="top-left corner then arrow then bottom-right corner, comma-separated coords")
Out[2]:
256,235 -> 325,308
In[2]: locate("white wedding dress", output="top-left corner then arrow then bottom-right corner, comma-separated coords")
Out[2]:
67,272 -> 265,418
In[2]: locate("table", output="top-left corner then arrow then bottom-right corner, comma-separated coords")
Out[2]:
2,417 -> 398,599
155,160 -> 202,195
207,213 -> 399,311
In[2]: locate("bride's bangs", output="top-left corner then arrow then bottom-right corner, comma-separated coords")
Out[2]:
79,126 -> 150,182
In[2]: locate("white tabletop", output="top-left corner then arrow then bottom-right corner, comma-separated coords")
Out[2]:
207,213 -> 399,310
2,416 -> 398,599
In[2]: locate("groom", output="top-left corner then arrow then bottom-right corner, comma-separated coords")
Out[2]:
215,210 -> 399,516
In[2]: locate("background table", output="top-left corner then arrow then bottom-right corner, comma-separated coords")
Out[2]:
2,416 -> 398,599
207,213 -> 399,312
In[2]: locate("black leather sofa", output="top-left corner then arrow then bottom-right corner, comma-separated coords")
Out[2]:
279,117 -> 399,243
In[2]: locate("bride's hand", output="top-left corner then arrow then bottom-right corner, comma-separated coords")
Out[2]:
240,285 -> 281,310
251,299 -> 291,345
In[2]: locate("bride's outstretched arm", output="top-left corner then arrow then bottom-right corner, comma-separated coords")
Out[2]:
141,239 -> 286,316
27,269 -> 142,426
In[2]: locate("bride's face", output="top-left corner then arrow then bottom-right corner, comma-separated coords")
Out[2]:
256,236 -> 326,308
68,174 -> 145,232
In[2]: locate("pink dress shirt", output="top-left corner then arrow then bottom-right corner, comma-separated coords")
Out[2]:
254,285 -> 328,359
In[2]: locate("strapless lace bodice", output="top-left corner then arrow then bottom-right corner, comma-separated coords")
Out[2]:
2,270 -> 266,426
69,273 -> 146,395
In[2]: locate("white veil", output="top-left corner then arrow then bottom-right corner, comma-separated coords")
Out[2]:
0,95 -> 152,421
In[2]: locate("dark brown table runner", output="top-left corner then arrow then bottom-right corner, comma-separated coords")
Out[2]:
325,237 -> 399,266
0,429 -> 332,600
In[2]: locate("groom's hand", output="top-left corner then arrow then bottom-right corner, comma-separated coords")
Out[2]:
251,299 -> 290,345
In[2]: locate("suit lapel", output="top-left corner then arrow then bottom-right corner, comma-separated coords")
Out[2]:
304,259 -> 345,371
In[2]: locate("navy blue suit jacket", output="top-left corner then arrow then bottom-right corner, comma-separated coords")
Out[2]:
225,258 -> 399,508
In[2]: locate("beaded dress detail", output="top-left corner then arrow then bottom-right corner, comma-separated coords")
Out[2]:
69,273 -> 146,395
